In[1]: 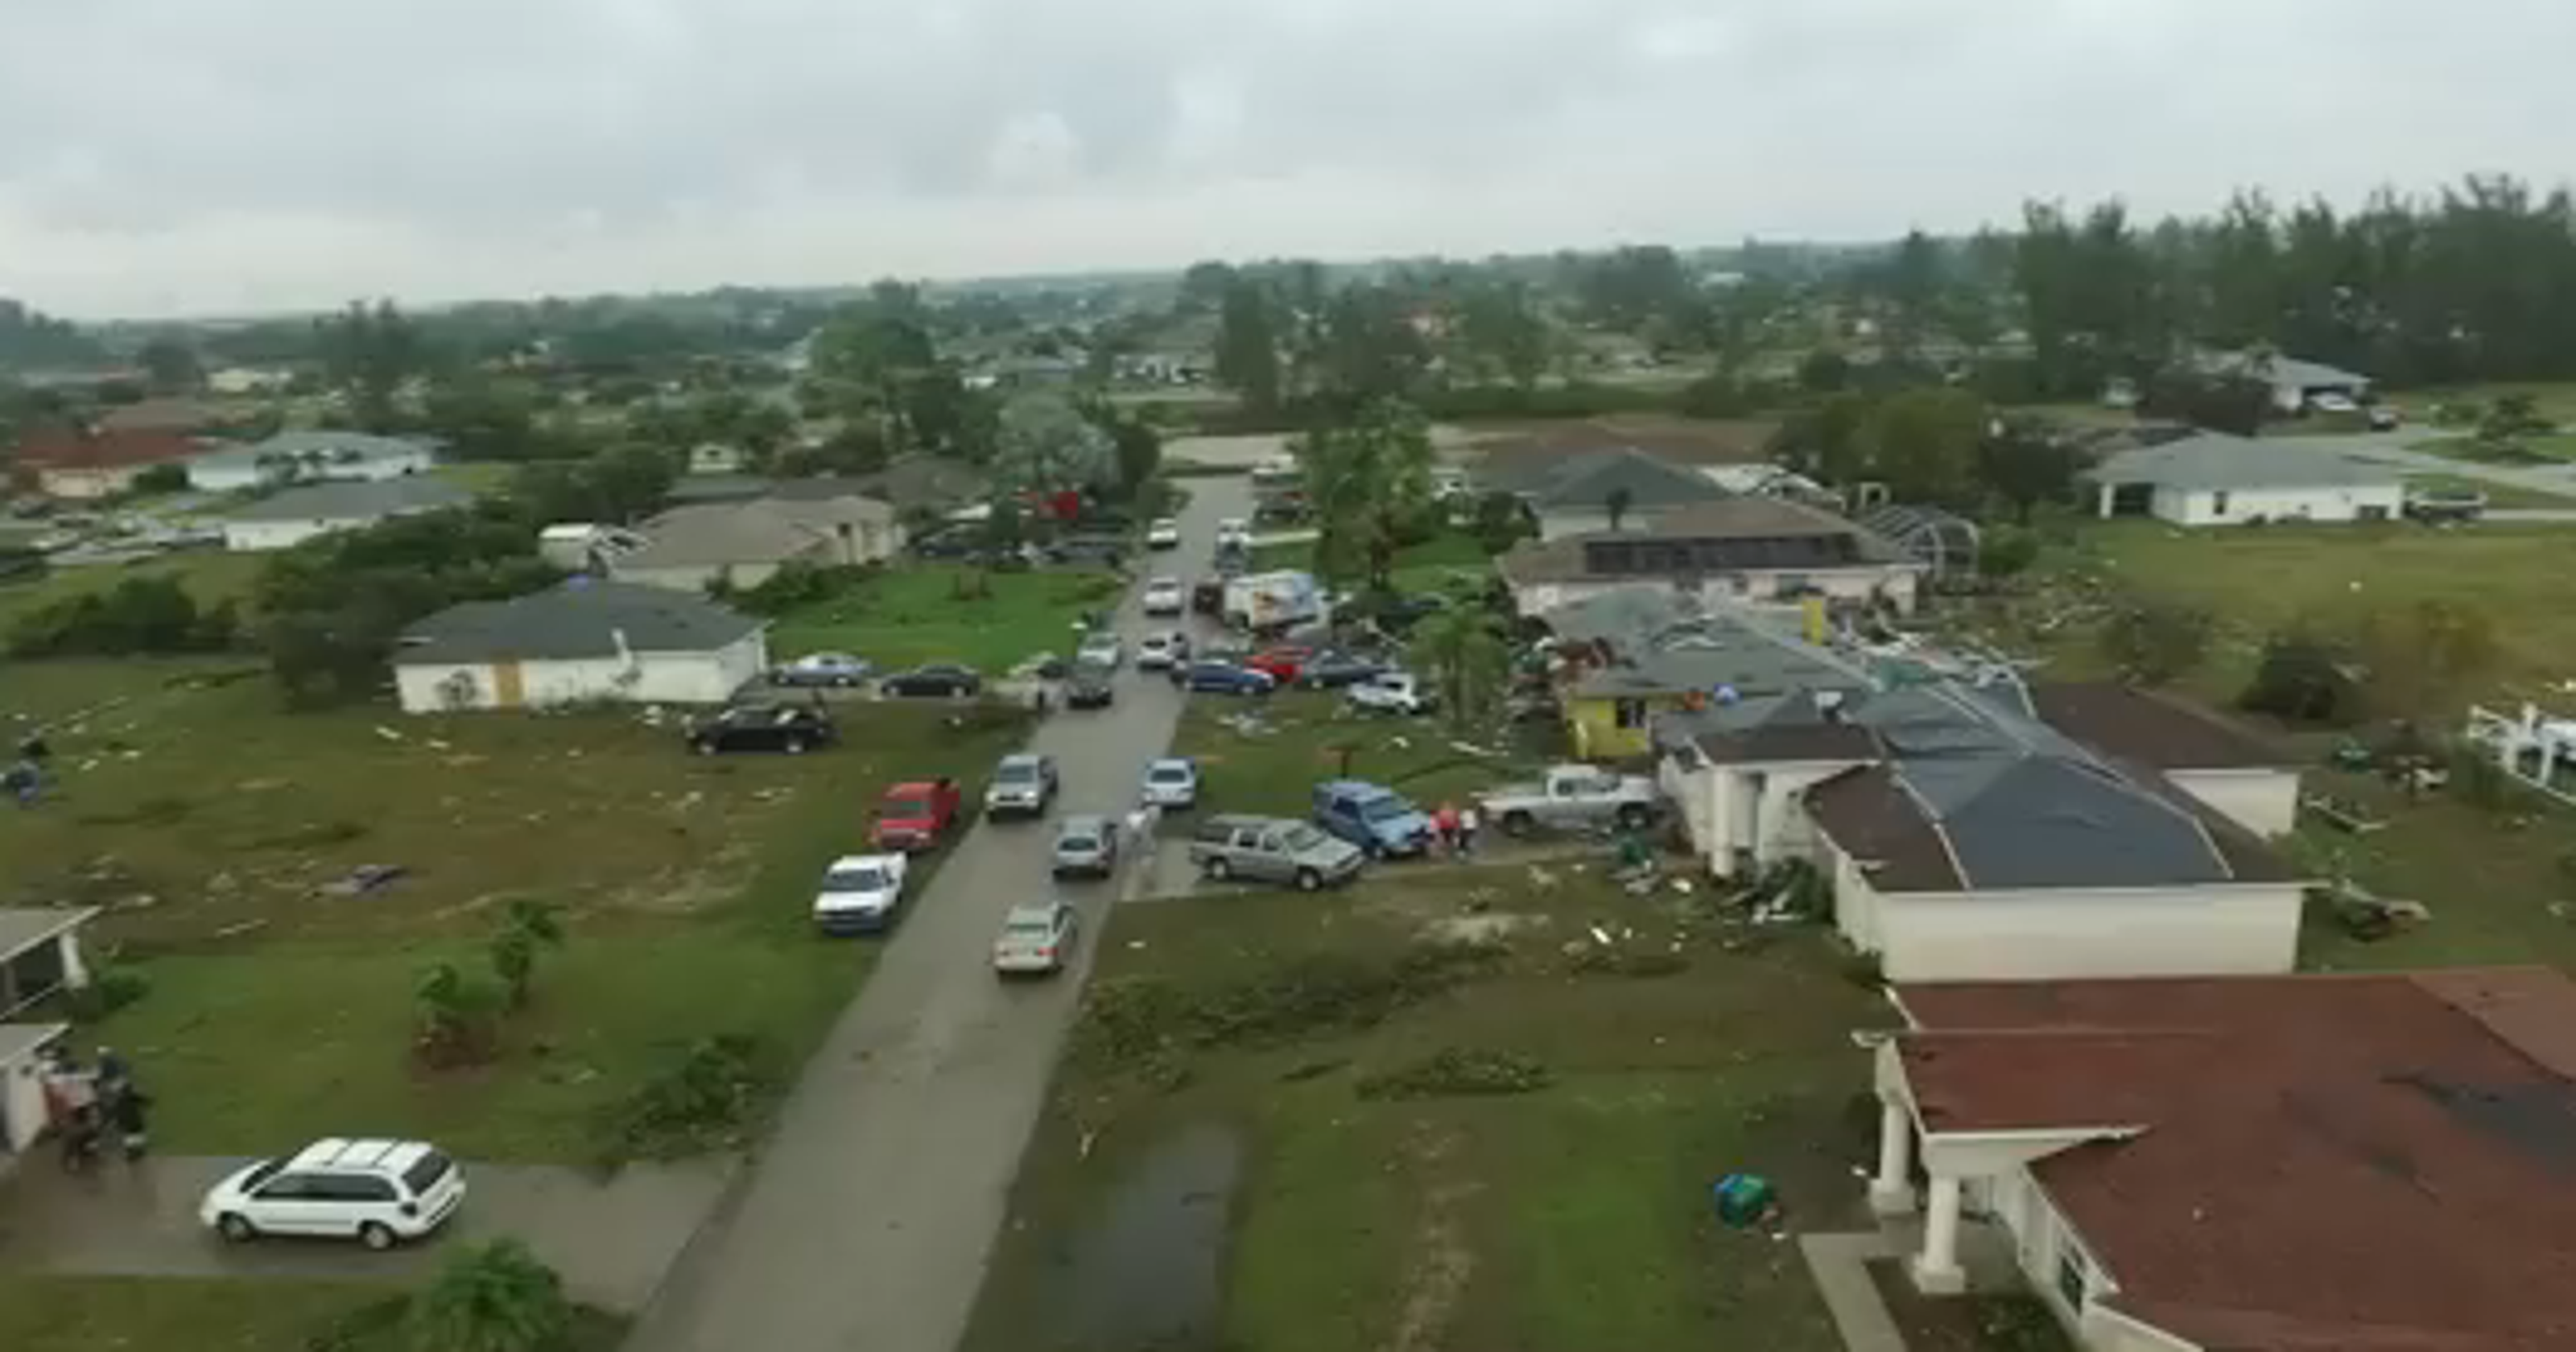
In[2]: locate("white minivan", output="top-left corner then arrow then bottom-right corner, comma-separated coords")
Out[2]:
200,1138 -> 466,1250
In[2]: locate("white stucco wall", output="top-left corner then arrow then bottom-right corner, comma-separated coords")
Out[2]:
223,514 -> 378,552
1827,839 -> 2302,982
1668,758 -> 1864,876
1515,566 -> 1923,619
37,467 -> 144,500
3,1040 -> 62,1152
394,630 -> 769,713
2165,768 -> 2299,838
2153,482 -> 2402,527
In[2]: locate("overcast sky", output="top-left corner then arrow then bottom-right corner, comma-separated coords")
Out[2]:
3,0 -> 2571,319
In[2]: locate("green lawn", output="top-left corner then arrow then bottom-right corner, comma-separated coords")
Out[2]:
766,564 -> 1125,674
0,658 -> 1030,1161
0,1276 -> 626,1352
2403,472 -> 2576,509
960,868 -> 1885,1352
2290,770 -> 2576,978
1170,690 -> 1532,819
0,551 -> 266,633
1249,528 -> 1496,592
2413,433 -> 2576,465
2396,380 -> 2576,427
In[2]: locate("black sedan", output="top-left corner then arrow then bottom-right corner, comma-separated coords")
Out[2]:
1298,649 -> 1392,689
1065,663 -> 1116,708
879,664 -> 983,699
687,704 -> 838,755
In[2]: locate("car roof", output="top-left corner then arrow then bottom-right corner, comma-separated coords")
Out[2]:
826,853 -> 901,872
1146,756 -> 1195,773
1206,813 -> 1297,831
884,779 -> 946,794
997,752 -> 1043,768
1318,779 -> 1395,798
1057,813 -> 1109,833
287,1137 -> 431,1174
1004,901 -> 1066,923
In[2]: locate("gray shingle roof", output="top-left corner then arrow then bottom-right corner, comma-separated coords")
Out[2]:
618,497 -> 893,572
2087,433 -> 2401,492
228,477 -> 470,523
1480,447 -> 1731,509
395,581 -> 764,664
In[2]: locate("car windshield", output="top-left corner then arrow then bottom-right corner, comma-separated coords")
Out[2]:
824,864 -> 890,891
1148,765 -> 1190,783
1359,798 -> 1413,822
1281,824 -> 1328,851
883,798 -> 929,818
1006,915 -> 1057,936
402,1149 -> 455,1195
997,762 -> 1038,782
1058,833 -> 1100,851
241,1157 -> 284,1189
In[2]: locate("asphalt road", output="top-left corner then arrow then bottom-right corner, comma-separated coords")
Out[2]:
622,476 -> 1252,1352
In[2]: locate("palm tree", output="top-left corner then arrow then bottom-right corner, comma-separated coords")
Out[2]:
1604,484 -> 1634,533
414,961 -> 498,1066
488,900 -> 564,1009
1298,400 -> 1435,592
407,1239 -> 573,1352
1408,602 -> 1512,737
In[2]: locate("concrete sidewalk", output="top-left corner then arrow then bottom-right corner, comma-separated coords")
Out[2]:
0,1153 -> 732,1313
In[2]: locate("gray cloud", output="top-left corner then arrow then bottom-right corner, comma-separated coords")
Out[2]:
1,0 -> 2570,315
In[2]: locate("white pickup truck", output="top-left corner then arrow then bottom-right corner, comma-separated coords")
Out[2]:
1477,765 -> 1662,837
1346,671 -> 1435,716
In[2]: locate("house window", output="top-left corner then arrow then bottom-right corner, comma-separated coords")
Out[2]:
2055,1247 -> 2089,1312
1614,699 -> 1649,729
2211,490 -> 2231,517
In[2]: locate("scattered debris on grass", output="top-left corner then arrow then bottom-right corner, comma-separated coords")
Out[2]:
1079,941 -> 1505,1067
592,1033 -> 775,1169
1357,1047 -> 1552,1100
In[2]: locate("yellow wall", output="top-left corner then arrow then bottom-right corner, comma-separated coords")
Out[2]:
1565,694 -> 1683,760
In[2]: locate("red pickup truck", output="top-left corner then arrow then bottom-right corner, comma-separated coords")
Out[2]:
869,777 -> 963,852
1244,645 -> 1313,685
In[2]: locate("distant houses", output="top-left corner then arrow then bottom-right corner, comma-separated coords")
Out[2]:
613,493 -> 902,593
189,431 -> 441,493
221,478 -> 472,552
9,428 -> 204,499
1500,496 -> 1925,617
391,581 -> 768,714
2085,432 -> 2404,526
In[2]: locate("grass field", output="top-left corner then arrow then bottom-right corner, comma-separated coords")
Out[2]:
0,1275 -> 626,1352
1170,689 -> 1539,820
0,551 -> 266,633
2402,472 -> 2576,509
2414,433 -> 2576,465
2289,769 -> 2576,978
767,564 -> 1126,674
1247,529 -> 1496,594
0,658 -> 1030,1160
960,868 -> 1889,1352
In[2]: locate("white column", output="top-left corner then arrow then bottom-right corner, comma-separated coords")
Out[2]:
59,931 -> 90,989
1912,1173 -> 1967,1293
1869,1099 -> 1916,1216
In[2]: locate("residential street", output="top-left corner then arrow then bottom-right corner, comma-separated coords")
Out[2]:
2325,428 -> 2576,502
621,476 -> 1253,1352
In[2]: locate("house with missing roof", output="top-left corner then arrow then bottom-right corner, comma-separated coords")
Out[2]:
221,478 -> 472,552
612,493 -> 902,594
1541,589 -> 1875,761
2087,433 -> 2403,527
0,907 -> 97,1156
187,431 -> 441,493
1502,497 -> 1926,618
1864,967 -> 2576,1351
390,581 -> 768,713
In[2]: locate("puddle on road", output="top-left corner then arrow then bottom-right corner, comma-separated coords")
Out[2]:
1055,1123 -> 1245,1352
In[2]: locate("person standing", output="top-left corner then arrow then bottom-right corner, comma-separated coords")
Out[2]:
1432,802 -> 1462,859
110,1085 -> 151,1161
1457,803 -> 1480,859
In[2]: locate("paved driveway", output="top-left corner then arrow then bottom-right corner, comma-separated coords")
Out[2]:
622,476 -> 1254,1352
0,1154 -> 730,1313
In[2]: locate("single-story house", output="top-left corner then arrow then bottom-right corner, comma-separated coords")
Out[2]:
10,427 -> 205,499
2022,682 -> 2297,836
1501,497 -> 1926,616
1,907 -> 97,1154
1476,445 -> 1731,540
613,493 -> 902,594
1801,685 -> 2303,983
221,478 -> 471,552
2193,350 -> 2374,414
1544,591 -> 1873,760
2087,433 -> 2403,526
1865,966 -> 2576,1351
391,581 -> 769,713
206,366 -> 296,396
188,431 -> 440,493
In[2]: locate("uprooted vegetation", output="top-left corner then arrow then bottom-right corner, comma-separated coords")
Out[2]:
1078,940 -> 1505,1070
1357,1047 -> 1553,1100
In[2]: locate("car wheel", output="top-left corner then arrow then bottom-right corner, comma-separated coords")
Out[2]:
216,1212 -> 258,1243
357,1221 -> 397,1251
1205,856 -> 1232,880
1295,868 -> 1323,892
784,737 -> 808,755
693,740 -> 718,756
1616,804 -> 1649,831
1503,810 -> 1536,838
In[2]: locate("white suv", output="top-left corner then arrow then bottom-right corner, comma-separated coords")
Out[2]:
200,1138 -> 466,1250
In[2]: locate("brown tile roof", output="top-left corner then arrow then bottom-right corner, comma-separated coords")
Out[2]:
14,427 -> 202,471
1892,969 -> 2576,1352
2029,682 -> 2289,771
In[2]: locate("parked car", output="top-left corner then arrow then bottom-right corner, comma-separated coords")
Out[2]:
1146,517 -> 1182,550
1477,765 -> 1662,837
1064,662 -> 1116,708
1187,814 -> 1365,891
1243,645 -> 1312,685
1137,631 -> 1190,671
2310,391 -> 2361,414
1075,632 -> 1124,670
2368,405 -> 2403,431
1298,649 -> 1390,689
984,753 -> 1059,818
1142,576 -> 1186,616
200,1139 -> 464,1250
812,853 -> 909,934
1347,670 -> 1435,715
1181,662 -> 1277,695
2405,488 -> 2487,523
880,664 -> 982,699
1140,756 -> 1200,809
1215,517 -> 1250,548
687,703 -> 837,755
1312,780 -> 1437,858
770,652 -> 873,688
870,777 -> 964,851
1191,579 -> 1224,616
993,900 -> 1080,977
1051,814 -> 1122,879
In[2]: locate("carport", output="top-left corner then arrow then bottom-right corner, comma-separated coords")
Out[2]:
0,908 -> 98,1018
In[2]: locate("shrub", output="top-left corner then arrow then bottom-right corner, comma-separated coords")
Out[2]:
62,965 -> 151,1022
2097,598 -> 2212,686
1075,942 -> 1503,1065
414,961 -> 506,1068
1975,524 -> 2041,578
405,1239 -> 574,1352
2240,626 -> 2360,724
8,575 -> 239,657
595,1033 -> 771,1165
1357,1047 -> 1551,1100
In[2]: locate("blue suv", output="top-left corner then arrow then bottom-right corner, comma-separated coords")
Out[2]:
1311,780 -> 1435,859
1183,662 -> 1277,695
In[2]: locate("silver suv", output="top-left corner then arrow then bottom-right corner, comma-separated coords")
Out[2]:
1187,814 -> 1365,892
